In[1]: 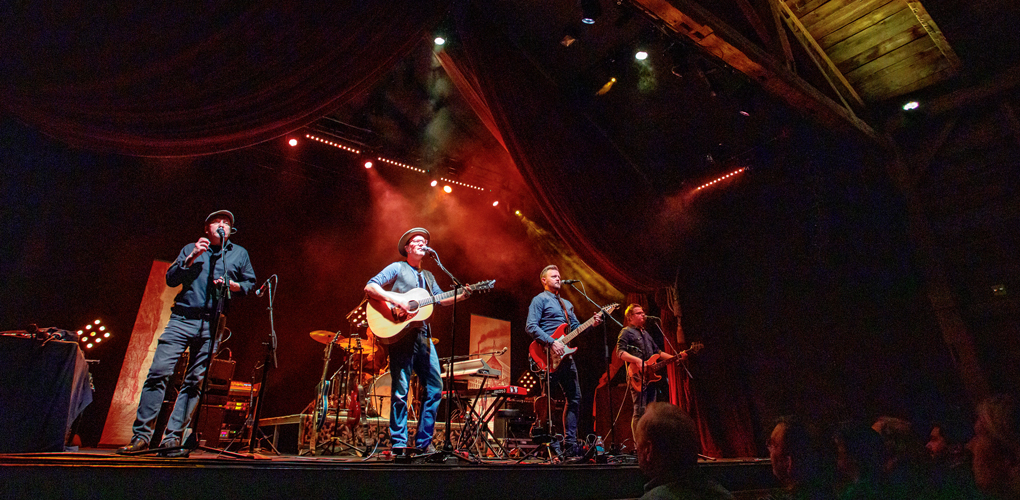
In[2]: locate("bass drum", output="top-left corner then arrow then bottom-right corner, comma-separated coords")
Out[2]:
366,372 -> 417,420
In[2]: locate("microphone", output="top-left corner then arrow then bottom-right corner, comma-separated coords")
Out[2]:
423,245 -> 438,255
255,277 -> 271,297
216,228 -> 226,240
646,315 -> 661,321
561,279 -> 580,284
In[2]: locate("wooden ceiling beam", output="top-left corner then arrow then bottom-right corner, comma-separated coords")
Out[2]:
776,0 -> 866,109
628,0 -> 882,144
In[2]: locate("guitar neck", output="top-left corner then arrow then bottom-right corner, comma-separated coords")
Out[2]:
417,287 -> 460,308
562,314 -> 599,345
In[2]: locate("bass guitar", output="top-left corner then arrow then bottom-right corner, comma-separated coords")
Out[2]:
627,341 -> 704,392
366,280 -> 495,344
529,303 -> 619,372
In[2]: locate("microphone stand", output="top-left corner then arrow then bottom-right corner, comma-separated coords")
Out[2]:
246,275 -> 278,456
566,281 -> 623,454
423,250 -> 475,464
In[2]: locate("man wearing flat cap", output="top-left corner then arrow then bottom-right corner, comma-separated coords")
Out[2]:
118,210 -> 256,457
364,227 -> 470,453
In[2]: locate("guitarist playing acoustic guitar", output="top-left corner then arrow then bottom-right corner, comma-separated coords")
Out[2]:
617,304 -> 701,435
364,227 -> 474,456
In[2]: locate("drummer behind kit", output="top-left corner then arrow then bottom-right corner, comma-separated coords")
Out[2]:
366,280 -> 496,344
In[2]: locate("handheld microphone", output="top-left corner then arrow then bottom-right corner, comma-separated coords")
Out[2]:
561,279 -> 580,284
255,277 -> 271,297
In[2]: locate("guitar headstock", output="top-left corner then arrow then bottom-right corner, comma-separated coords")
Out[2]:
469,280 -> 496,293
687,341 -> 704,355
602,303 -> 620,315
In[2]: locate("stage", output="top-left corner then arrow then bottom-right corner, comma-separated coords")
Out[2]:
0,447 -> 777,500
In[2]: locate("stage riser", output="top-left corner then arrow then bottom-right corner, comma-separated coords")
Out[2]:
0,459 -> 777,500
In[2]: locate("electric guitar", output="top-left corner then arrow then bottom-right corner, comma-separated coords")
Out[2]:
366,280 -> 495,344
627,341 -> 704,392
529,303 -> 619,372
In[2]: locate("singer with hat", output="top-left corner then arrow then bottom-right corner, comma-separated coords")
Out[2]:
364,227 -> 471,454
117,210 -> 256,456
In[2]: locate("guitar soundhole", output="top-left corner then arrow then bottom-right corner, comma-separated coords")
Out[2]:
407,300 -> 419,312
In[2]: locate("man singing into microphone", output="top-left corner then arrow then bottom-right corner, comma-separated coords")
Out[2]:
525,265 -> 602,459
118,210 -> 256,456
617,304 -> 684,435
364,227 -> 470,454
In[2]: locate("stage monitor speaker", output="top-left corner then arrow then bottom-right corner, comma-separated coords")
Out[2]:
196,404 -> 226,448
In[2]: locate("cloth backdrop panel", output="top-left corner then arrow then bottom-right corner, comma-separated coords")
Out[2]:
447,5 -> 682,292
0,1 -> 450,156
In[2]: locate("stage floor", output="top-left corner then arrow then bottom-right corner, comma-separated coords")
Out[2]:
0,447 -> 777,500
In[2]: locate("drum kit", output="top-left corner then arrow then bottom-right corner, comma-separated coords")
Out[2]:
308,326 -> 432,421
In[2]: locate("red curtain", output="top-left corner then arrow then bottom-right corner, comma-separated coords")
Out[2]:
0,1 -> 450,156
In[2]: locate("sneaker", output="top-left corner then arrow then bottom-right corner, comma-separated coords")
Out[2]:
116,437 -> 148,455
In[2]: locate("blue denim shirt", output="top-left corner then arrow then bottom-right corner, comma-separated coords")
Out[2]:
525,290 -> 580,345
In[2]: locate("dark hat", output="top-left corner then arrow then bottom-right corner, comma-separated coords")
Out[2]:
398,227 -> 430,256
205,210 -> 235,226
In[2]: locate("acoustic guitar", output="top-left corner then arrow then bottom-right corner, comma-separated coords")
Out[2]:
366,280 -> 495,344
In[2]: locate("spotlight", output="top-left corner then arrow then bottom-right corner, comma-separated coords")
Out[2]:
434,36 -> 446,46
635,50 -> 648,61
902,101 -> 919,111
515,210 -> 521,216
288,138 -> 298,147
94,320 -> 100,324
443,185 -> 453,193
364,160 -> 373,169
431,180 -> 438,187
493,201 -> 499,207
580,0 -> 601,24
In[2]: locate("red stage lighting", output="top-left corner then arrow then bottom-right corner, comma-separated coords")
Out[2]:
364,160 -> 373,169
431,180 -> 438,187
288,138 -> 298,147
443,185 -> 452,193
492,201 -> 499,207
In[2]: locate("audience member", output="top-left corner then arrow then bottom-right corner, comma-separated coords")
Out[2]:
765,416 -> 836,500
831,422 -> 883,500
968,394 -> 1020,498
634,402 -> 733,500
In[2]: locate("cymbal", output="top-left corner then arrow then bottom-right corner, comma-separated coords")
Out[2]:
309,330 -> 346,344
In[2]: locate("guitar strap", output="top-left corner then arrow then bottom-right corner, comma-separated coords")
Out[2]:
555,294 -> 571,326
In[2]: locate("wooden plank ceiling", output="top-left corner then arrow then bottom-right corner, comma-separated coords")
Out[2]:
781,0 -> 961,103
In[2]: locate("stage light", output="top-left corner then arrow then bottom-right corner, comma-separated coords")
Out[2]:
635,50 -> 648,61
95,338 -> 101,343
104,333 -> 110,338
597,77 -> 616,95
77,330 -> 83,335
443,185 -> 453,193
85,324 -> 91,330
364,160 -> 373,169
493,201 -> 499,207
305,134 -> 361,154
288,138 -> 298,147
581,0 -> 601,24
431,180 -> 438,187
439,177 -> 486,191
739,110 -> 750,117
99,326 -> 105,331
694,167 -> 747,191
515,210 -> 521,216
434,37 -> 446,46
902,101 -> 919,111
86,343 -> 93,349
90,331 -> 96,336
94,320 -> 100,324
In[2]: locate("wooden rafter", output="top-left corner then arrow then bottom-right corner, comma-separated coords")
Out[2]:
776,0 -> 866,109
628,0 -> 882,143
767,0 -> 796,71
906,1 -> 961,72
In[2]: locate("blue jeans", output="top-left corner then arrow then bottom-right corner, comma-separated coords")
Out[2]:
629,383 -> 657,434
551,357 -> 581,454
388,329 -> 443,449
131,315 -> 215,445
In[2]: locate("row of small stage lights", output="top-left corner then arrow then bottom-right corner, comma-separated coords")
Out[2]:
694,167 -> 746,192
302,134 -> 493,196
